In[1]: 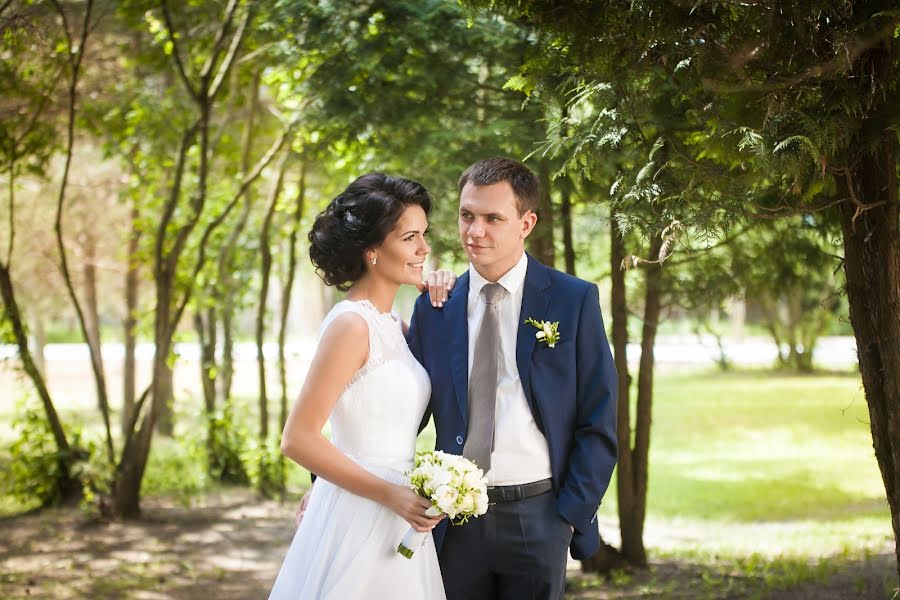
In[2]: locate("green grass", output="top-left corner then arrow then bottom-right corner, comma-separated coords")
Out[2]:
620,371 -> 882,520
598,371 -> 891,559
1,368 -> 892,563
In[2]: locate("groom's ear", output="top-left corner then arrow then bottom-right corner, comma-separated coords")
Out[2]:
520,210 -> 538,239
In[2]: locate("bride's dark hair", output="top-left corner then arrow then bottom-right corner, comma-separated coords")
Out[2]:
308,173 -> 432,291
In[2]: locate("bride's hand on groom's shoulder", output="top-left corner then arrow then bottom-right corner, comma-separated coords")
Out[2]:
416,269 -> 456,308
383,484 -> 445,532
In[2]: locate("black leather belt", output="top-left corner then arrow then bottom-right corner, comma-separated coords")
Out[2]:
487,479 -> 552,504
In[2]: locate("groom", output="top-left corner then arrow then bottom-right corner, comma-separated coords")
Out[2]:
407,157 -> 618,599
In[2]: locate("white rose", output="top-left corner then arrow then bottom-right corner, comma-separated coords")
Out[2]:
452,469 -> 468,487
457,493 -> 475,514
421,466 -> 440,494
535,330 -> 546,340
442,454 -> 463,469
543,322 -> 553,335
430,468 -> 453,488
463,470 -> 485,490
474,491 -> 489,515
434,485 -> 458,513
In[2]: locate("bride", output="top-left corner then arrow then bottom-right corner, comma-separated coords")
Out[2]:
268,173 -> 450,599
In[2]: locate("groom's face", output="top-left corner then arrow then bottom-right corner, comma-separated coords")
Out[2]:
458,181 -> 537,281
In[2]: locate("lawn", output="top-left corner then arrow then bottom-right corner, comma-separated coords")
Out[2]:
1,365 -> 896,598
598,372 -> 891,559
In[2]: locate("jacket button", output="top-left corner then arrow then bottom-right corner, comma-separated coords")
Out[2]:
456,435 -> 464,445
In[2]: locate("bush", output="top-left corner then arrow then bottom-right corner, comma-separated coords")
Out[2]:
243,435 -> 284,499
140,434 -> 210,505
0,399 -> 83,508
207,401 -> 251,486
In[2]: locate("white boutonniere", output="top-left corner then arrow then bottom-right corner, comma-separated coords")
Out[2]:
525,318 -> 560,348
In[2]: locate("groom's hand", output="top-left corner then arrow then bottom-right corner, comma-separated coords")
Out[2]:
416,269 -> 456,308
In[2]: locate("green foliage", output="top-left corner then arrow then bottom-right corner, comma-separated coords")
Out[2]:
0,397 -> 101,510
0,7 -> 62,181
269,0 -> 554,257
0,313 -> 14,345
242,435 -> 284,498
0,399 -> 64,507
71,434 -> 115,516
467,0 -> 900,232
140,434 -> 210,504
206,402 -> 250,486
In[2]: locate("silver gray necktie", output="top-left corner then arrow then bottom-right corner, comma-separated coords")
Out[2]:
463,283 -> 505,474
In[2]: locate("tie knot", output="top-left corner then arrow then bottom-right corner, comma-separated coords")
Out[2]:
481,283 -> 505,306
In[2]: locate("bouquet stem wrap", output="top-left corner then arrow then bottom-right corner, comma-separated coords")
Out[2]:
397,506 -> 442,559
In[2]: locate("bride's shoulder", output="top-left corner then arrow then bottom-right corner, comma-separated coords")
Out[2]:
320,302 -> 370,336
317,308 -> 369,358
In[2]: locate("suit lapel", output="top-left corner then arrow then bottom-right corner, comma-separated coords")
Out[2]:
445,271 -> 470,426
516,255 -> 551,411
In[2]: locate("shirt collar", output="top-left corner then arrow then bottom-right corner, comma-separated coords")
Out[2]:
468,252 -> 528,299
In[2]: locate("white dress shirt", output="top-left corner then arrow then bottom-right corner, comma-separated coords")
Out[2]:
467,252 -> 552,486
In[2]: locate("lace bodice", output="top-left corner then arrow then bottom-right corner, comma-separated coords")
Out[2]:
319,300 -> 431,465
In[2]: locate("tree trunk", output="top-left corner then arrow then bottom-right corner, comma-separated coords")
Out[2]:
276,156 -> 306,496
30,307 -> 46,378
221,298 -> 236,402
217,69 -> 261,405
581,538 -> 628,573
837,128 -> 900,583
760,296 -> 788,368
621,236 -> 664,567
527,160 -> 556,267
582,210 -> 631,574
256,152 -> 288,445
113,2 -> 255,516
0,262 -> 80,503
113,111 -> 200,517
156,355 -> 176,436
122,205 -> 139,436
82,233 -> 103,368
81,231 -> 116,462
194,306 -> 219,478
114,267 -> 177,518
560,180 -> 576,275
51,0 -> 114,465
197,307 -> 217,415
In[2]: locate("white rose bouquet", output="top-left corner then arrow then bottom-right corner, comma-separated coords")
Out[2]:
397,450 -> 489,558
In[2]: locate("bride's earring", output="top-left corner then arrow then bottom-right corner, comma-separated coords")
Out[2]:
370,254 -> 377,265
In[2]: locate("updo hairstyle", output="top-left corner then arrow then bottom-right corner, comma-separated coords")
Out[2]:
308,173 -> 432,291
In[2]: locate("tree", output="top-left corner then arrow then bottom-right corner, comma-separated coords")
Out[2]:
468,0 -> 900,581
729,218 -> 844,372
273,0 -> 559,258
0,0 -> 95,506
107,0 -> 293,517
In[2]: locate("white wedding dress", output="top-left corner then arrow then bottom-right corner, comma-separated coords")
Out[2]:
268,299 -> 446,600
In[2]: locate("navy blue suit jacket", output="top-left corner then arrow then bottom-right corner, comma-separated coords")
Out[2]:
407,254 -> 618,560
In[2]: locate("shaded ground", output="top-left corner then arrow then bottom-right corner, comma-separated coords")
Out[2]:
0,489 -> 288,599
568,556 -> 897,599
0,489 -> 896,599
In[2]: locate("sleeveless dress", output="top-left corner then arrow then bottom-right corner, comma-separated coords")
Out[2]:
268,299 -> 446,600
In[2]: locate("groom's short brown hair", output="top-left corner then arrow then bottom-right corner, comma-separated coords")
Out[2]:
458,157 -> 539,216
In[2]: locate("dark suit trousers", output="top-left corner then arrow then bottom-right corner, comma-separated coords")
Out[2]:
439,490 -> 572,600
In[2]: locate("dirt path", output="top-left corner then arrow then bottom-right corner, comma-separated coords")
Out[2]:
1,489 -> 896,599
1,489 -> 289,599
